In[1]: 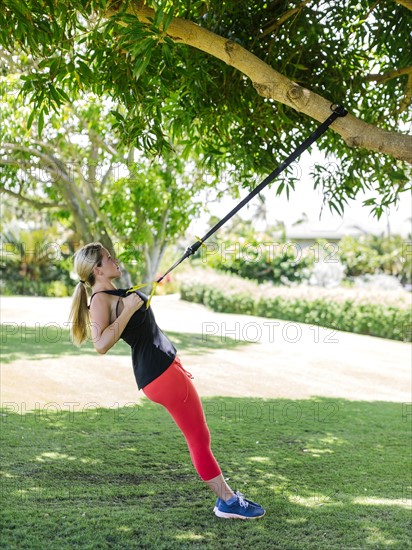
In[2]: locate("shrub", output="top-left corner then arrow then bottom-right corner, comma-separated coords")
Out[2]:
177,267 -> 411,342
45,281 -> 70,297
337,234 -> 411,284
204,237 -> 314,285
0,231 -> 73,296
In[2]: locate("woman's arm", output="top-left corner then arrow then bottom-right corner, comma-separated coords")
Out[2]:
90,293 -> 144,354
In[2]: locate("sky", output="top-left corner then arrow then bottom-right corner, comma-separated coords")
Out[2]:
189,149 -> 412,239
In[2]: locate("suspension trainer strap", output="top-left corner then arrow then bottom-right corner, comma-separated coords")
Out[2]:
128,104 -> 348,304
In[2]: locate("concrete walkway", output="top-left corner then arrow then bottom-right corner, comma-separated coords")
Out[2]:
1,295 -> 410,412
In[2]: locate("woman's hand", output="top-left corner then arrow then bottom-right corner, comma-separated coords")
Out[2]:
122,292 -> 145,314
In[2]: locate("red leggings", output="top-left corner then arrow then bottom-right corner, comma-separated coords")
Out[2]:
142,356 -> 222,481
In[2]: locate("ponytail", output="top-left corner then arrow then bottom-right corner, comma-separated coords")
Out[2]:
69,282 -> 91,346
69,242 -> 104,346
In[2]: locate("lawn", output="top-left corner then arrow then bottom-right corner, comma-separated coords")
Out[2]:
0,324 -> 251,364
1,324 -> 410,549
1,395 -> 410,549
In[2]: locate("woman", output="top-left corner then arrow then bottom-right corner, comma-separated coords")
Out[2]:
69,242 -> 265,520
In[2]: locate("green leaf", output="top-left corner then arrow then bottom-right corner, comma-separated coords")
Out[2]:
77,60 -> 94,82
56,87 -> 70,103
133,55 -> 152,80
49,86 -> 61,105
121,14 -> 139,25
329,201 -> 343,216
38,109 -> 44,136
162,7 -> 175,32
26,109 -> 36,131
162,43 -> 172,65
391,171 -> 408,182
153,8 -> 164,28
110,110 -> 125,122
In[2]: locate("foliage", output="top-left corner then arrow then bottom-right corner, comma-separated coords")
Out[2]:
367,233 -> 412,285
334,236 -> 380,276
178,267 -> 411,341
200,216 -> 313,285
336,234 -> 412,283
0,227 -> 73,296
205,236 -> 314,286
101,152 -> 209,281
201,219 -> 412,287
255,297 -> 409,341
201,214 -> 412,286
0,0 -> 411,220
0,59 -> 127,254
0,58 -> 217,285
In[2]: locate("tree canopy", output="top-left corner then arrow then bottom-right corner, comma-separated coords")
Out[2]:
1,0 -> 411,220
0,63 -> 210,282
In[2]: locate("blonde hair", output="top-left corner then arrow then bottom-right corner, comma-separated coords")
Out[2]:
69,242 -> 104,346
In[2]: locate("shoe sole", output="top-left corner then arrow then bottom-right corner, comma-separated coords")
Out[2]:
213,507 -> 266,520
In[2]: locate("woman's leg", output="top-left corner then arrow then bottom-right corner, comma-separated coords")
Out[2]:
142,357 -> 236,502
204,473 -> 236,502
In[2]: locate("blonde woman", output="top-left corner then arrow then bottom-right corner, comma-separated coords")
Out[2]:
69,242 -> 265,520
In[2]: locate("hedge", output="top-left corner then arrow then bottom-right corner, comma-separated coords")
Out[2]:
179,280 -> 411,342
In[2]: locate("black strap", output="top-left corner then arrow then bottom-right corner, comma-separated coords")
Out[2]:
88,289 -> 125,309
154,104 -> 346,283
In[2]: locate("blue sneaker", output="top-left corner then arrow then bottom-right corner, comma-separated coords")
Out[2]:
213,491 -> 265,519
213,494 -> 261,512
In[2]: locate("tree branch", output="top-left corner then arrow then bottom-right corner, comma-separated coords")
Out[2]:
393,0 -> 412,10
105,1 -> 412,164
365,65 -> 412,83
361,0 -> 382,21
260,0 -> 311,38
399,74 -> 412,113
2,144 -> 82,209
101,165 -> 113,190
1,186 -> 64,209
365,66 -> 412,113
69,102 -> 121,157
1,143 -> 98,238
1,143 -> 64,169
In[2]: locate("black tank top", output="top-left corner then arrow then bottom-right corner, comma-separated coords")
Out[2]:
89,288 -> 176,390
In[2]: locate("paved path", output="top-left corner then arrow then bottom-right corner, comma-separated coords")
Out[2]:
1,295 -> 410,412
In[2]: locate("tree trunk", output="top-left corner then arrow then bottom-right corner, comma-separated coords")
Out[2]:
143,241 -> 166,283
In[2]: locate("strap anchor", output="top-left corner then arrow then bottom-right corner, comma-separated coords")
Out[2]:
330,104 -> 348,117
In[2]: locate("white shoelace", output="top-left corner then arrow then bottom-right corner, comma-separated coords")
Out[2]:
235,491 -> 249,509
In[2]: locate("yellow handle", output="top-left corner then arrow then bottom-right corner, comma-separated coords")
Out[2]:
126,281 -> 159,309
146,281 -> 158,309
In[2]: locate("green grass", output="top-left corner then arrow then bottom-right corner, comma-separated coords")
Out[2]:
1,397 -> 410,549
0,324 -> 251,364
1,323 -> 410,548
